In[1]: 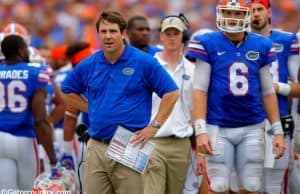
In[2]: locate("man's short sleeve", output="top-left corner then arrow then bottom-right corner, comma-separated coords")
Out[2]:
144,57 -> 178,98
61,59 -> 90,94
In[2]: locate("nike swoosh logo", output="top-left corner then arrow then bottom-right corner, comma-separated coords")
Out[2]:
217,51 -> 226,56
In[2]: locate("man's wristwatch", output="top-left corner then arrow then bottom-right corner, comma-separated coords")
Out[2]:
151,120 -> 161,129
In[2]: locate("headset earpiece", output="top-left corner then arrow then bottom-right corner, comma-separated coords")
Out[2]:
182,30 -> 190,44
178,13 -> 190,43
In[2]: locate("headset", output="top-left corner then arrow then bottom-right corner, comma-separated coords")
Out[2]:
160,14 -> 198,167
159,14 -> 191,119
159,13 -> 191,44
159,14 -> 192,133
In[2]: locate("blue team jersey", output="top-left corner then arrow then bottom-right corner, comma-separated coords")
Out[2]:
269,30 -> 300,117
187,32 -> 276,127
45,79 -> 55,115
45,66 -> 55,115
53,65 -> 72,129
0,62 -> 49,137
146,45 -> 162,56
62,45 -> 178,140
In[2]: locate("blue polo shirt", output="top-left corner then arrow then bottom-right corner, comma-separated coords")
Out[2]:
62,45 -> 178,141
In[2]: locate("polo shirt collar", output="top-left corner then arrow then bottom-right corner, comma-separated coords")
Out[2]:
97,44 -> 131,63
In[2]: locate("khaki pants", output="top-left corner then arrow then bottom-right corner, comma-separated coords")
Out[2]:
84,138 -> 144,194
144,136 -> 191,194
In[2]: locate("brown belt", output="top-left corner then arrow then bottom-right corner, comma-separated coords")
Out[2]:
91,137 -> 111,145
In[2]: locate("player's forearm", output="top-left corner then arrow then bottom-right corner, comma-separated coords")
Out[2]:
193,89 -> 207,121
289,83 -> 300,97
274,82 -> 300,97
152,90 -> 179,125
34,120 -> 56,162
262,94 -> 284,135
262,93 -> 281,124
61,92 -> 88,112
193,89 -> 208,135
49,103 -> 66,125
50,80 -> 66,125
64,117 -> 77,141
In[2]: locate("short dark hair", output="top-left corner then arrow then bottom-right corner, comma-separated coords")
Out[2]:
65,41 -> 90,58
96,11 -> 126,33
127,15 -> 147,30
1,34 -> 27,59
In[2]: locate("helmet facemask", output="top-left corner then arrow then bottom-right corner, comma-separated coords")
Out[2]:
216,2 -> 251,33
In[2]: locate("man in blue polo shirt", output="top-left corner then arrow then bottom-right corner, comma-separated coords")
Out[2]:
61,11 -> 179,194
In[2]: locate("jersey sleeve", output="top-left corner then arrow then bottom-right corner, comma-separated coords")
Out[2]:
28,63 -> 49,90
263,38 -> 277,67
186,35 -> 210,63
288,33 -> 300,56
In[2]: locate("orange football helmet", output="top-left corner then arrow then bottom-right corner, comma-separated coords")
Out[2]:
3,23 -> 31,45
216,0 -> 251,33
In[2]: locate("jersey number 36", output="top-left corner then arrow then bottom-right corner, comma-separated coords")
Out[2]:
0,80 -> 27,112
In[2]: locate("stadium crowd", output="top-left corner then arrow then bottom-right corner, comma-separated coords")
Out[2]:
0,0 -> 299,48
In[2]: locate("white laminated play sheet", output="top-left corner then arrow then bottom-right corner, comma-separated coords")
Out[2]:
105,125 -> 154,174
